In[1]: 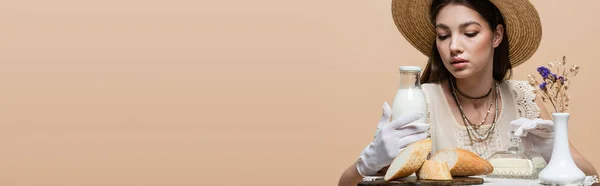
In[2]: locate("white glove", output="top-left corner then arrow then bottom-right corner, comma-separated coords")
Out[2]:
356,102 -> 430,176
510,118 -> 554,139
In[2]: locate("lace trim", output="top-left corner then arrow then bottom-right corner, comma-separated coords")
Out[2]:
453,81 -> 538,159
510,80 -> 540,119
584,175 -> 599,186
508,81 -> 556,163
454,124 -> 502,159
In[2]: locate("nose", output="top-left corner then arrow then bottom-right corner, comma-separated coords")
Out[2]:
449,36 -> 463,56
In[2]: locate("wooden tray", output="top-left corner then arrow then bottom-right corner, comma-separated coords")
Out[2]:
358,176 -> 484,186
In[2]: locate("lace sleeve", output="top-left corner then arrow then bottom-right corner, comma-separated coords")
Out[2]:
509,80 -> 541,119
509,80 -> 554,162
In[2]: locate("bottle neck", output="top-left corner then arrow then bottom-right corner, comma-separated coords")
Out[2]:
399,72 -> 421,89
508,132 -> 524,154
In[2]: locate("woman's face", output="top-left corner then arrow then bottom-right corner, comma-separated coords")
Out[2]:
434,4 -> 503,79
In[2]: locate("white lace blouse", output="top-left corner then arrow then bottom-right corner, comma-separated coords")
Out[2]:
422,80 -> 553,162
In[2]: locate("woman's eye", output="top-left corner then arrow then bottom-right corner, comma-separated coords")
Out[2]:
437,35 -> 449,40
465,32 -> 478,37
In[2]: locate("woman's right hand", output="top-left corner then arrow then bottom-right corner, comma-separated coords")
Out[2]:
356,102 -> 430,176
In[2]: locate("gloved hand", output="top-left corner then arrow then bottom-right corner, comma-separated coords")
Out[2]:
356,102 -> 430,176
510,118 -> 554,139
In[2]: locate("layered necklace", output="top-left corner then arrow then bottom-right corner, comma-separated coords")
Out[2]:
449,79 -> 499,147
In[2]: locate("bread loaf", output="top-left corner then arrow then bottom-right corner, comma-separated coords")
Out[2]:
430,148 -> 493,176
417,160 -> 453,180
383,138 -> 432,181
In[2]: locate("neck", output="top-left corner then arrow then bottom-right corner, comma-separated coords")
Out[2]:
454,77 -> 495,98
453,62 -> 496,99
452,76 -> 496,107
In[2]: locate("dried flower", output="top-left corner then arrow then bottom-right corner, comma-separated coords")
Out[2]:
528,55 -> 579,113
558,76 -> 565,84
540,82 -> 547,90
537,66 -> 551,79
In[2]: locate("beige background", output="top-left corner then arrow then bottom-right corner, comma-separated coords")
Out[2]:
0,0 -> 597,185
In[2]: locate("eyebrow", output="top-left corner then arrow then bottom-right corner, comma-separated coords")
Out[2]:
436,21 -> 482,30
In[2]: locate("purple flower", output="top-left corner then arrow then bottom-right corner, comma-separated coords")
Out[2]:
558,76 -> 565,83
537,66 -> 551,79
540,82 -> 547,90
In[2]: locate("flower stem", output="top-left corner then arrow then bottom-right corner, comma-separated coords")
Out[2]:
542,91 -> 559,113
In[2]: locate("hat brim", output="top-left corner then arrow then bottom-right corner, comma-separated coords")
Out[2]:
391,0 -> 542,67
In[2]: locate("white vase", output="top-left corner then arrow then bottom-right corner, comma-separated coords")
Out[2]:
538,113 -> 586,185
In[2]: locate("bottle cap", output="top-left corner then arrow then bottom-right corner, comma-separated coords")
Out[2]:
399,66 -> 422,72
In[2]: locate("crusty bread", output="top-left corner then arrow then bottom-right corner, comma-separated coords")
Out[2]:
384,138 -> 432,181
430,148 -> 494,176
417,160 -> 453,180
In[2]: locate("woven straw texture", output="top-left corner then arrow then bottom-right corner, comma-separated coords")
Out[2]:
391,0 -> 542,67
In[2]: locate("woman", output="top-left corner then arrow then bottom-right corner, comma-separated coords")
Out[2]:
338,0 -> 598,185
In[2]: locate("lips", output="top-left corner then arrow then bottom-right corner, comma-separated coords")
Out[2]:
450,57 -> 468,69
451,57 -> 468,64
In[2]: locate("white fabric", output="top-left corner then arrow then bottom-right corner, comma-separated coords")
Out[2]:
356,102 -> 430,176
585,175 -> 600,186
479,176 -> 598,186
510,118 -> 554,139
422,80 -> 553,162
361,175 -> 599,186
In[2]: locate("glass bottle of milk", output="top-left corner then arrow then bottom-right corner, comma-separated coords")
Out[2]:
391,66 -> 427,123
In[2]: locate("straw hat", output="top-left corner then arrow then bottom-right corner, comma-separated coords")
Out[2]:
391,0 -> 542,67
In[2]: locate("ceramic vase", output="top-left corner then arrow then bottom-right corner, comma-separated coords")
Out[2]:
538,113 -> 586,185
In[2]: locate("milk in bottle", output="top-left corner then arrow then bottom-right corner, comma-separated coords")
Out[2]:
391,66 -> 427,124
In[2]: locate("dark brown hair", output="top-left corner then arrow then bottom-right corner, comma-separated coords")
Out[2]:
420,0 -> 512,84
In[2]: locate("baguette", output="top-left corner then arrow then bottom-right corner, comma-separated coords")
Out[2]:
430,148 -> 493,176
384,138 -> 432,181
417,160 -> 453,180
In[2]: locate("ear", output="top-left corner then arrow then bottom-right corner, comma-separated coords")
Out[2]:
493,24 -> 504,48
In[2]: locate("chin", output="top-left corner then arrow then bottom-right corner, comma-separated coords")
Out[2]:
448,70 -> 472,79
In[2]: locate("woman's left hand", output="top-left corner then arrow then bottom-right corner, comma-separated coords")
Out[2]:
510,118 -> 554,139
